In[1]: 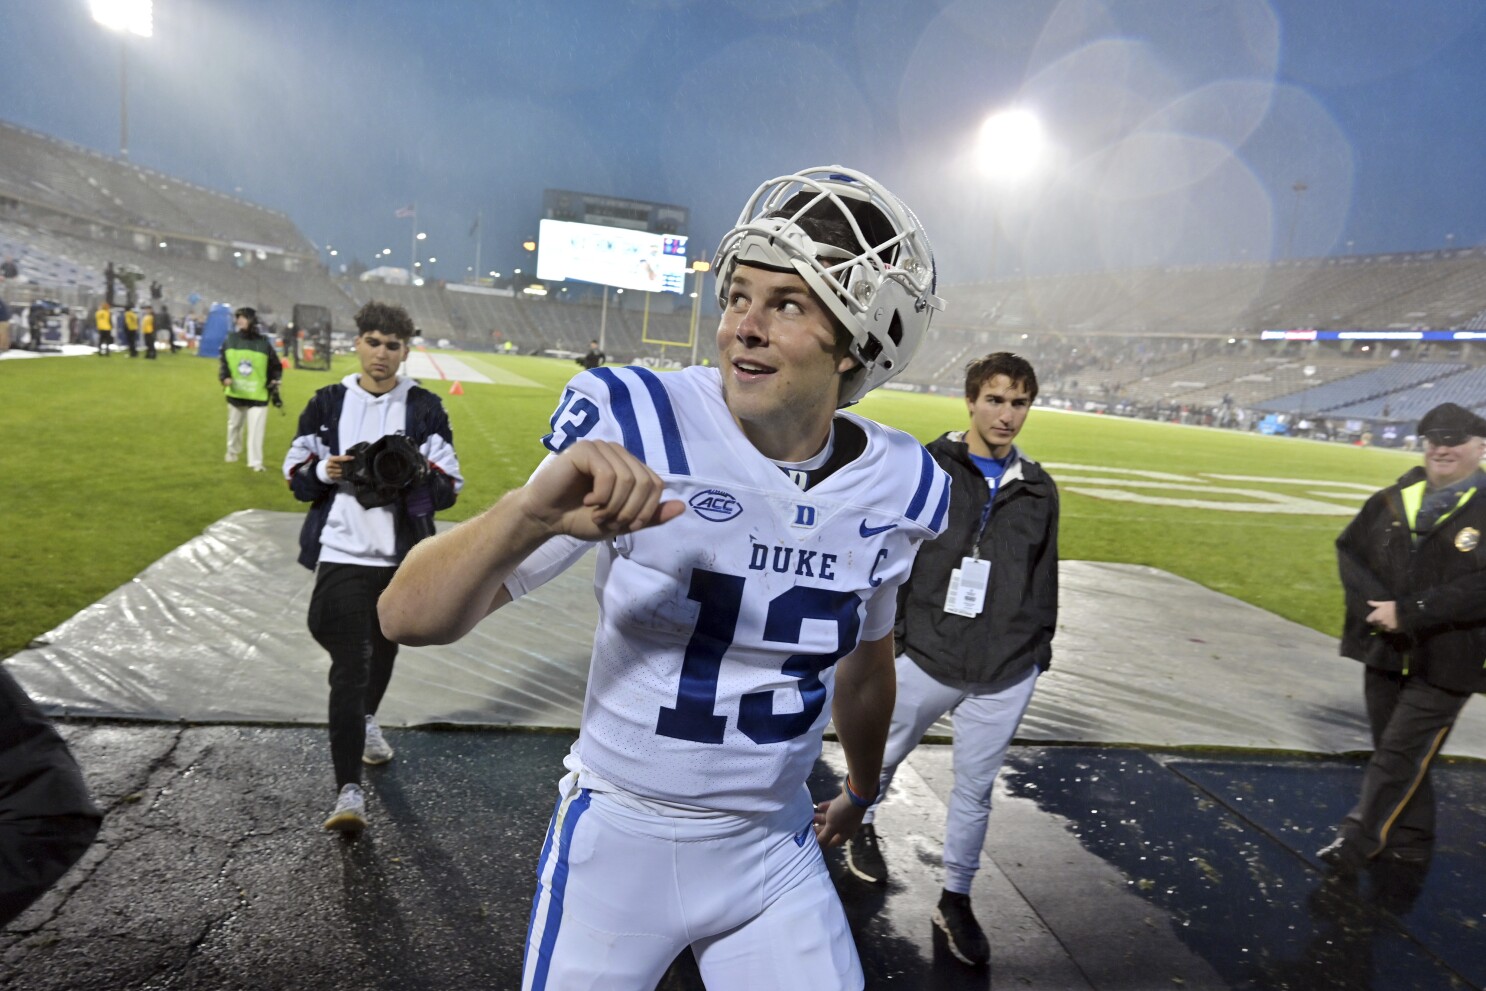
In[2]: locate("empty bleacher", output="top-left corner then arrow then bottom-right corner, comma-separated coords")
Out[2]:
1256,362 -> 1470,414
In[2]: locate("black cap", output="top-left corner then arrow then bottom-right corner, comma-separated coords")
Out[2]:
234,306 -> 257,322
1417,402 -> 1486,445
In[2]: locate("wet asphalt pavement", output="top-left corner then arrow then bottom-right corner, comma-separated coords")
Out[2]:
4,722 -> 1484,990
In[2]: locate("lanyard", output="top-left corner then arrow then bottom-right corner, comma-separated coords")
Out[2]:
969,460 -> 1011,560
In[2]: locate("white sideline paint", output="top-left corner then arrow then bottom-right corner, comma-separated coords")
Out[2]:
1047,463 -> 1371,515
404,348 -> 493,384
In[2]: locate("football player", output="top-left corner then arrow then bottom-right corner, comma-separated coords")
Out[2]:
380,166 -> 947,990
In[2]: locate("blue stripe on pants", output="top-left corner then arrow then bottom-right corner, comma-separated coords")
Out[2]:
525,787 -> 593,990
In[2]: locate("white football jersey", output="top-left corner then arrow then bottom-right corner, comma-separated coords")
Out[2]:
510,365 -> 950,813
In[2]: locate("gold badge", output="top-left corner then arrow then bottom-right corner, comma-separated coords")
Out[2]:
1456,527 -> 1480,552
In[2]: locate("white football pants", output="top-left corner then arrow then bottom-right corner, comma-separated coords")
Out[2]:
865,656 -> 1039,894
522,771 -> 862,991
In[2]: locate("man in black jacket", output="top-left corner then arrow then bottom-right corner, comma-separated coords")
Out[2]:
282,301 -> 463,833
0,669 -> 103,926
1320,401 -> 1486,870
845,352 -> 1058,967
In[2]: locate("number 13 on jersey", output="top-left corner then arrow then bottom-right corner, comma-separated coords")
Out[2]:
656,568 -> 862,746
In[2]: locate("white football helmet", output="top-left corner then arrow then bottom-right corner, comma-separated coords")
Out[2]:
712,166 -> 944,407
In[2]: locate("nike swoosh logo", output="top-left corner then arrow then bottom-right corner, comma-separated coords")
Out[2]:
859,520 -> 898,537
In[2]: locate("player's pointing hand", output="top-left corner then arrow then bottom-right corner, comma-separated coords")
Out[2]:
522,440 -> 685,541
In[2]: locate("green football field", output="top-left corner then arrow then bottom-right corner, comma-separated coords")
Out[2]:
0,349 -> 1417,659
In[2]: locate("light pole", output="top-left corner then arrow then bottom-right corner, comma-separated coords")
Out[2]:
90,0 -> 153,159
688,260 -> 711,365
1286,181 -> 1309,259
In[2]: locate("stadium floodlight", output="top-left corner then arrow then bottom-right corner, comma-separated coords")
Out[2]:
976,107 -> 1046,278
90,0 -> 152,37
91,0 -> 152,159
417,232 -> 427,241
428,257 -> 436,264
976,108 -> 1044,182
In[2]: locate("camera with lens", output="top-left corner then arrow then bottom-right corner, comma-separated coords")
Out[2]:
342,434 -> 428,509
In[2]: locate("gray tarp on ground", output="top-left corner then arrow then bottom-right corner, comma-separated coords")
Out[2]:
6,509 -> 1484,758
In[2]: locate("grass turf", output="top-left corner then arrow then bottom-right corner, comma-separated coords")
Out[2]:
0,349 -> 1417,659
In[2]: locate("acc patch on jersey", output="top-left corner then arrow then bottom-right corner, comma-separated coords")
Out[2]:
1455,527 -> 1480,552
690,489 -> 742,522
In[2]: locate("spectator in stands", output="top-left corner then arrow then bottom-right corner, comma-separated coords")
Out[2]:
94,302 -> 113,357
121,305 -> 139,358
578,338 -> 605,369
846,352 -> 1058,968
1322,402 -> 1486,872
219,307 -> 283,472
282,301 -> 463,833
142,304 -> 157,360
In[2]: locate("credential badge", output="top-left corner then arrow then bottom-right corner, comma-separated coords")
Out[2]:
1455,527 -> 1479,552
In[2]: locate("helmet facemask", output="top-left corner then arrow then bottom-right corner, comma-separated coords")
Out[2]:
712,166 -> 943,406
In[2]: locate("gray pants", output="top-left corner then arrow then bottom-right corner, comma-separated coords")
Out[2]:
865,657 -> 1039,894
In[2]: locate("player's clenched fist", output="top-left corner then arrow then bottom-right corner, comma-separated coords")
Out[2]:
520,440 -> 684,541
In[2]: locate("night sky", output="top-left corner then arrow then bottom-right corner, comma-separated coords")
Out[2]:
3,0 -> 1483,289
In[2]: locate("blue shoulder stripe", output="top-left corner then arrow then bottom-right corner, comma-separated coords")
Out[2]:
927,478 -> 950,533
905,446 -> 936,522
591,368 -> 644,460
628,366 -> 690,476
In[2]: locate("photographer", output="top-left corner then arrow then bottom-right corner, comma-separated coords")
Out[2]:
283,301 -> 463,833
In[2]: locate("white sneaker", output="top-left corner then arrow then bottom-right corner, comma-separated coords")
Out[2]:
362,715 -> 394,765
322,783 -> 366,833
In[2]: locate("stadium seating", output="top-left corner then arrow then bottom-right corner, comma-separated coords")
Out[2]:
3,114 -> 1481,429
1255,362 -> 1469,414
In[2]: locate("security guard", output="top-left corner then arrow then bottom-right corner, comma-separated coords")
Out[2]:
1323,401 -> 1486,869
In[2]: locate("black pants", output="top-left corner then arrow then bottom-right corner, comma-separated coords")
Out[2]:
308,562 -> 400,788
1341,667 -> 1470,858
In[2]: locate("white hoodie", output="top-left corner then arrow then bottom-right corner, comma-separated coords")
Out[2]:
315,374 -> 415,566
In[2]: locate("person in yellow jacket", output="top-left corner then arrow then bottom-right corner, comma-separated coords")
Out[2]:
219,306 -> 283,471
142,305 -> 157,360
94,302 -> 113,356
122,306 -> 139,357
